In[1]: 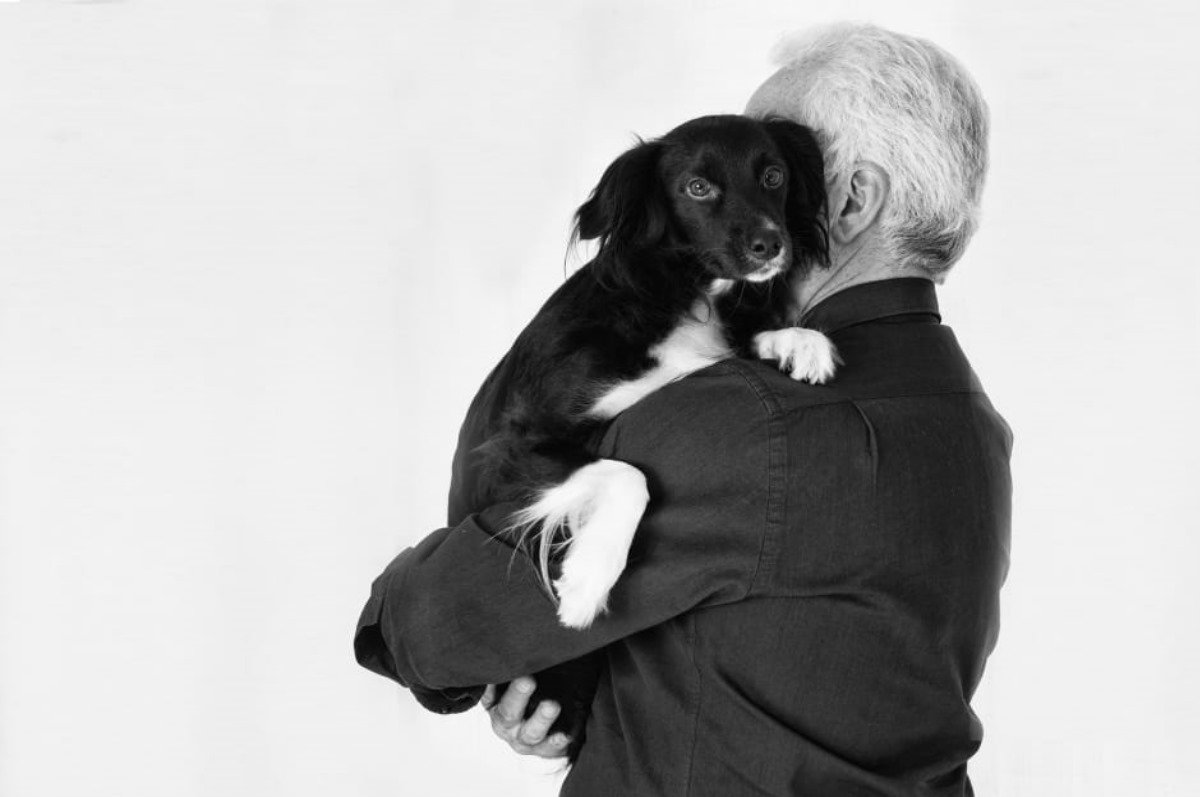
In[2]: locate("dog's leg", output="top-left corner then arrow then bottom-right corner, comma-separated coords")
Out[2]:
553,459 -> 649,628
516,459 -> 649,629
753,328 -> 840,384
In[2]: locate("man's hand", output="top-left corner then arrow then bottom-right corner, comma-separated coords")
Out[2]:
481,677 -> 572,758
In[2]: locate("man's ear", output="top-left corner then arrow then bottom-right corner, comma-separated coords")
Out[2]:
573,139 -> 667,253
761,118 -> 829,269
830,163 -> 890,246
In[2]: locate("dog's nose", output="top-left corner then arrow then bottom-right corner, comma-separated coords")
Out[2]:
748,230 -> 783,261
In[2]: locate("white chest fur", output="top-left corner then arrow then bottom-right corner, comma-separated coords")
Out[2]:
588,300 -> 732,420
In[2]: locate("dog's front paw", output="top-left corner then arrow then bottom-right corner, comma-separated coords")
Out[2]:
753,327 -> 839,384
553,524 -> 633,628
541,459 -> 647,629
552,516 -> 637,629
553,559 -> 620,630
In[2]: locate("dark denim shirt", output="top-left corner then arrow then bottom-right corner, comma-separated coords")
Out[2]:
355,278 -> 1013,796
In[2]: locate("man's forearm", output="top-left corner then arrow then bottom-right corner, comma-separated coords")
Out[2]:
353,360 -> 775,693
355,510 -> 616,690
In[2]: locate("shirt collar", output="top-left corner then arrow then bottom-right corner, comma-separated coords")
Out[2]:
799,277 -> 940,334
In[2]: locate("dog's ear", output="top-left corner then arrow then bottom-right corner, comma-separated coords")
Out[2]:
762,118 -> 830,269
573,139 -> 668,254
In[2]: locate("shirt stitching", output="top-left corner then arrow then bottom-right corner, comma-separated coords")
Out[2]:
681,612 -> 704,797
679,359 -> 783,797
774,386 -> 984,413
718,359 -> 787,598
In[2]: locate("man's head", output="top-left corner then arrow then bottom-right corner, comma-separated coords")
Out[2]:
746,23 -> 989,296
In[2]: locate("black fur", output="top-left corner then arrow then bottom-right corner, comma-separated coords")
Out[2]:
449,115 -> 827,761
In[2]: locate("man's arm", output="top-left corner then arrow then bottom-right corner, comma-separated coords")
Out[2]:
353,360 -> 782,693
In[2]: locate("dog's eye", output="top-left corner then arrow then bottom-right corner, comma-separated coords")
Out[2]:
686,178 -> 713,199
762,166 -> 785,189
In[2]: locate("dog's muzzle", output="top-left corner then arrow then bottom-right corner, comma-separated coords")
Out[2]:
744,262 -> 785,282
741,226 -> 789,282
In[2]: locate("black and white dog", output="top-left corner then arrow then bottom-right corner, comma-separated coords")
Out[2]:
456,114 -> 837,753
473,114 -> 835,624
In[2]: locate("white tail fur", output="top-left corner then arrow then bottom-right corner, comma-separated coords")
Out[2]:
510,459 -> 649,628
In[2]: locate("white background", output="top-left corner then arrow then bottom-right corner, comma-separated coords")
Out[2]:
1,1 -> 1197,795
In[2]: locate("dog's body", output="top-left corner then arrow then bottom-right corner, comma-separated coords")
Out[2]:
449,115 -> 836,758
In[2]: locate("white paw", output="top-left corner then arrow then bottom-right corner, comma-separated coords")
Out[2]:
550,462 -> 647,629
753,327 -> 839,384
553,545 -> 625,629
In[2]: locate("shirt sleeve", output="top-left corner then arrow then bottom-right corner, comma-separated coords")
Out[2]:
353,360 -> 780,692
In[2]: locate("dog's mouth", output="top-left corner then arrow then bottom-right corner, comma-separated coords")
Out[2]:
697,245 -> 791,284
740,248 -> 790,283
743,262 -> 785,282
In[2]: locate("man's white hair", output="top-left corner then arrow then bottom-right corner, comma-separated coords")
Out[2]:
766,23 -> 989,280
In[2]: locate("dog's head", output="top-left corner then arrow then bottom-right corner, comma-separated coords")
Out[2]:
574,114 -> 828,283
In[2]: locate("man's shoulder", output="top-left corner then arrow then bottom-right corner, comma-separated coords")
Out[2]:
627,357 -> 861,418
601,342 -> 996,459
599,358 -> 854,460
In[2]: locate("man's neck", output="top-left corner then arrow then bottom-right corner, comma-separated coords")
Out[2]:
793,237 -> 928,319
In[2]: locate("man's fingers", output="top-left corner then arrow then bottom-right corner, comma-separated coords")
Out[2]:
507,732 -> 570,759
526,733 -> 571,759
517,700 -> 560,745
490,677 -> 535,729
483,677 -> 573,759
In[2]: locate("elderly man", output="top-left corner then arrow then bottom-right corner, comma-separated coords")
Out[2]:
355,22 -> 1011,797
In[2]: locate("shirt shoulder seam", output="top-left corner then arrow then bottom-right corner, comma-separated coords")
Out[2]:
719,359 -> 788,597
776,386 -> 986,413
